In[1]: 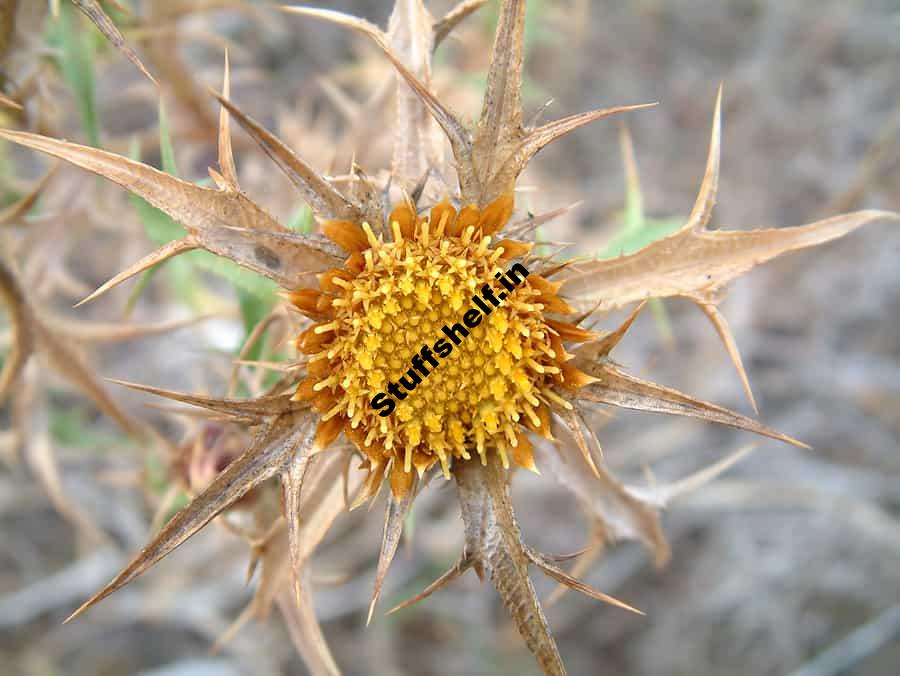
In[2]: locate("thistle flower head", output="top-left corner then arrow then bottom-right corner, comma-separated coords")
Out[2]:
291,194 -> 595,491
0,2 -> 896,675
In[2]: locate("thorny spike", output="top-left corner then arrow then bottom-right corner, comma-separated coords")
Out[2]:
105,378 -> 304,420
472,0 -> 526,204
526,549 -> 643,615
216,49 -> 239,189
368,478 -> 417,625
497,103 -> 658,200
291,448 -> 359,566
659,86 -> 752,410
388,0 -> 440,185
696,299 -> 758,413
558,210 -> 899,310
545,517 -> 607,607
0,260 -> 143,434
0,162 -> 59,226
433,0 -> 489,47
535,426 -> 671,567
72,0 -> 158,86
633,443 -> 759,507
578,300 -> 648,360
0,128 -> 342,290
684,83 -> 722,233
64,414 -> 310,623
456,456 -> 566,675
75,238 -> 198,307
559,409 -> 602,480
387,558 -> 472,615
469,2 -> 655,205
0,260 -> 34,402
211,93 -> 364,222
576,363 -> 809,449
556,91 -> 899,313
281,6 -> 476,197
281,424 -> 316,610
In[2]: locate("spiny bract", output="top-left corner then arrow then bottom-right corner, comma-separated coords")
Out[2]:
0,1 -> 895,675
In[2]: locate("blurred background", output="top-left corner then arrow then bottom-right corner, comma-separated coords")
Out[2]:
1,1 -> 899,674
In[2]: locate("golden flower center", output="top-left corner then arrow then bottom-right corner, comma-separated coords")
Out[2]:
313,222 -> 558,477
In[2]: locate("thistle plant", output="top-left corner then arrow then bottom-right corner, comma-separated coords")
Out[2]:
0,1 -> 896,674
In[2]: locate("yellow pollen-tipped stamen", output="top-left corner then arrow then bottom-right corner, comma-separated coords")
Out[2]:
522,402 -> 541,427
504,423 -> 518,447
497,446 -> 510,469
435,210 -> 450,237
314,322 -> 338,334
362,222 -> 380,249
391,220 -> 403,242
322,401 -> 345,421
461,225 -> 475,245
436,449 -> 451,478
313,376 -> 338,391
542,388 -> 574,410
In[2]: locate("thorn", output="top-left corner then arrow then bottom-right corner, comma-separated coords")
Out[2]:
217,49 -> 239,189
684,84 -> 722,232
74,238 -> 197,307
694,299 -> 758,414
592,300 -> 648,357
385,558 -> 471,615
659,443 -> 758,504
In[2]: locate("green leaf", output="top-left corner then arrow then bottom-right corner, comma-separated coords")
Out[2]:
194,253 -> 277,299
52,4 -> 101,147
287,204 -> 314,234
599,216 -> 683,259
157,101 -> 180,177
534,224 -> 550,257
49,402 -> 126,450
237,287 -> 274,361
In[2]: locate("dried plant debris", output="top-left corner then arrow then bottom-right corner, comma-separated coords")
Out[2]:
0,256 -> 213,546
70,0 -> 157,85
0,258 -> 141,434
0,1 -> 897,674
